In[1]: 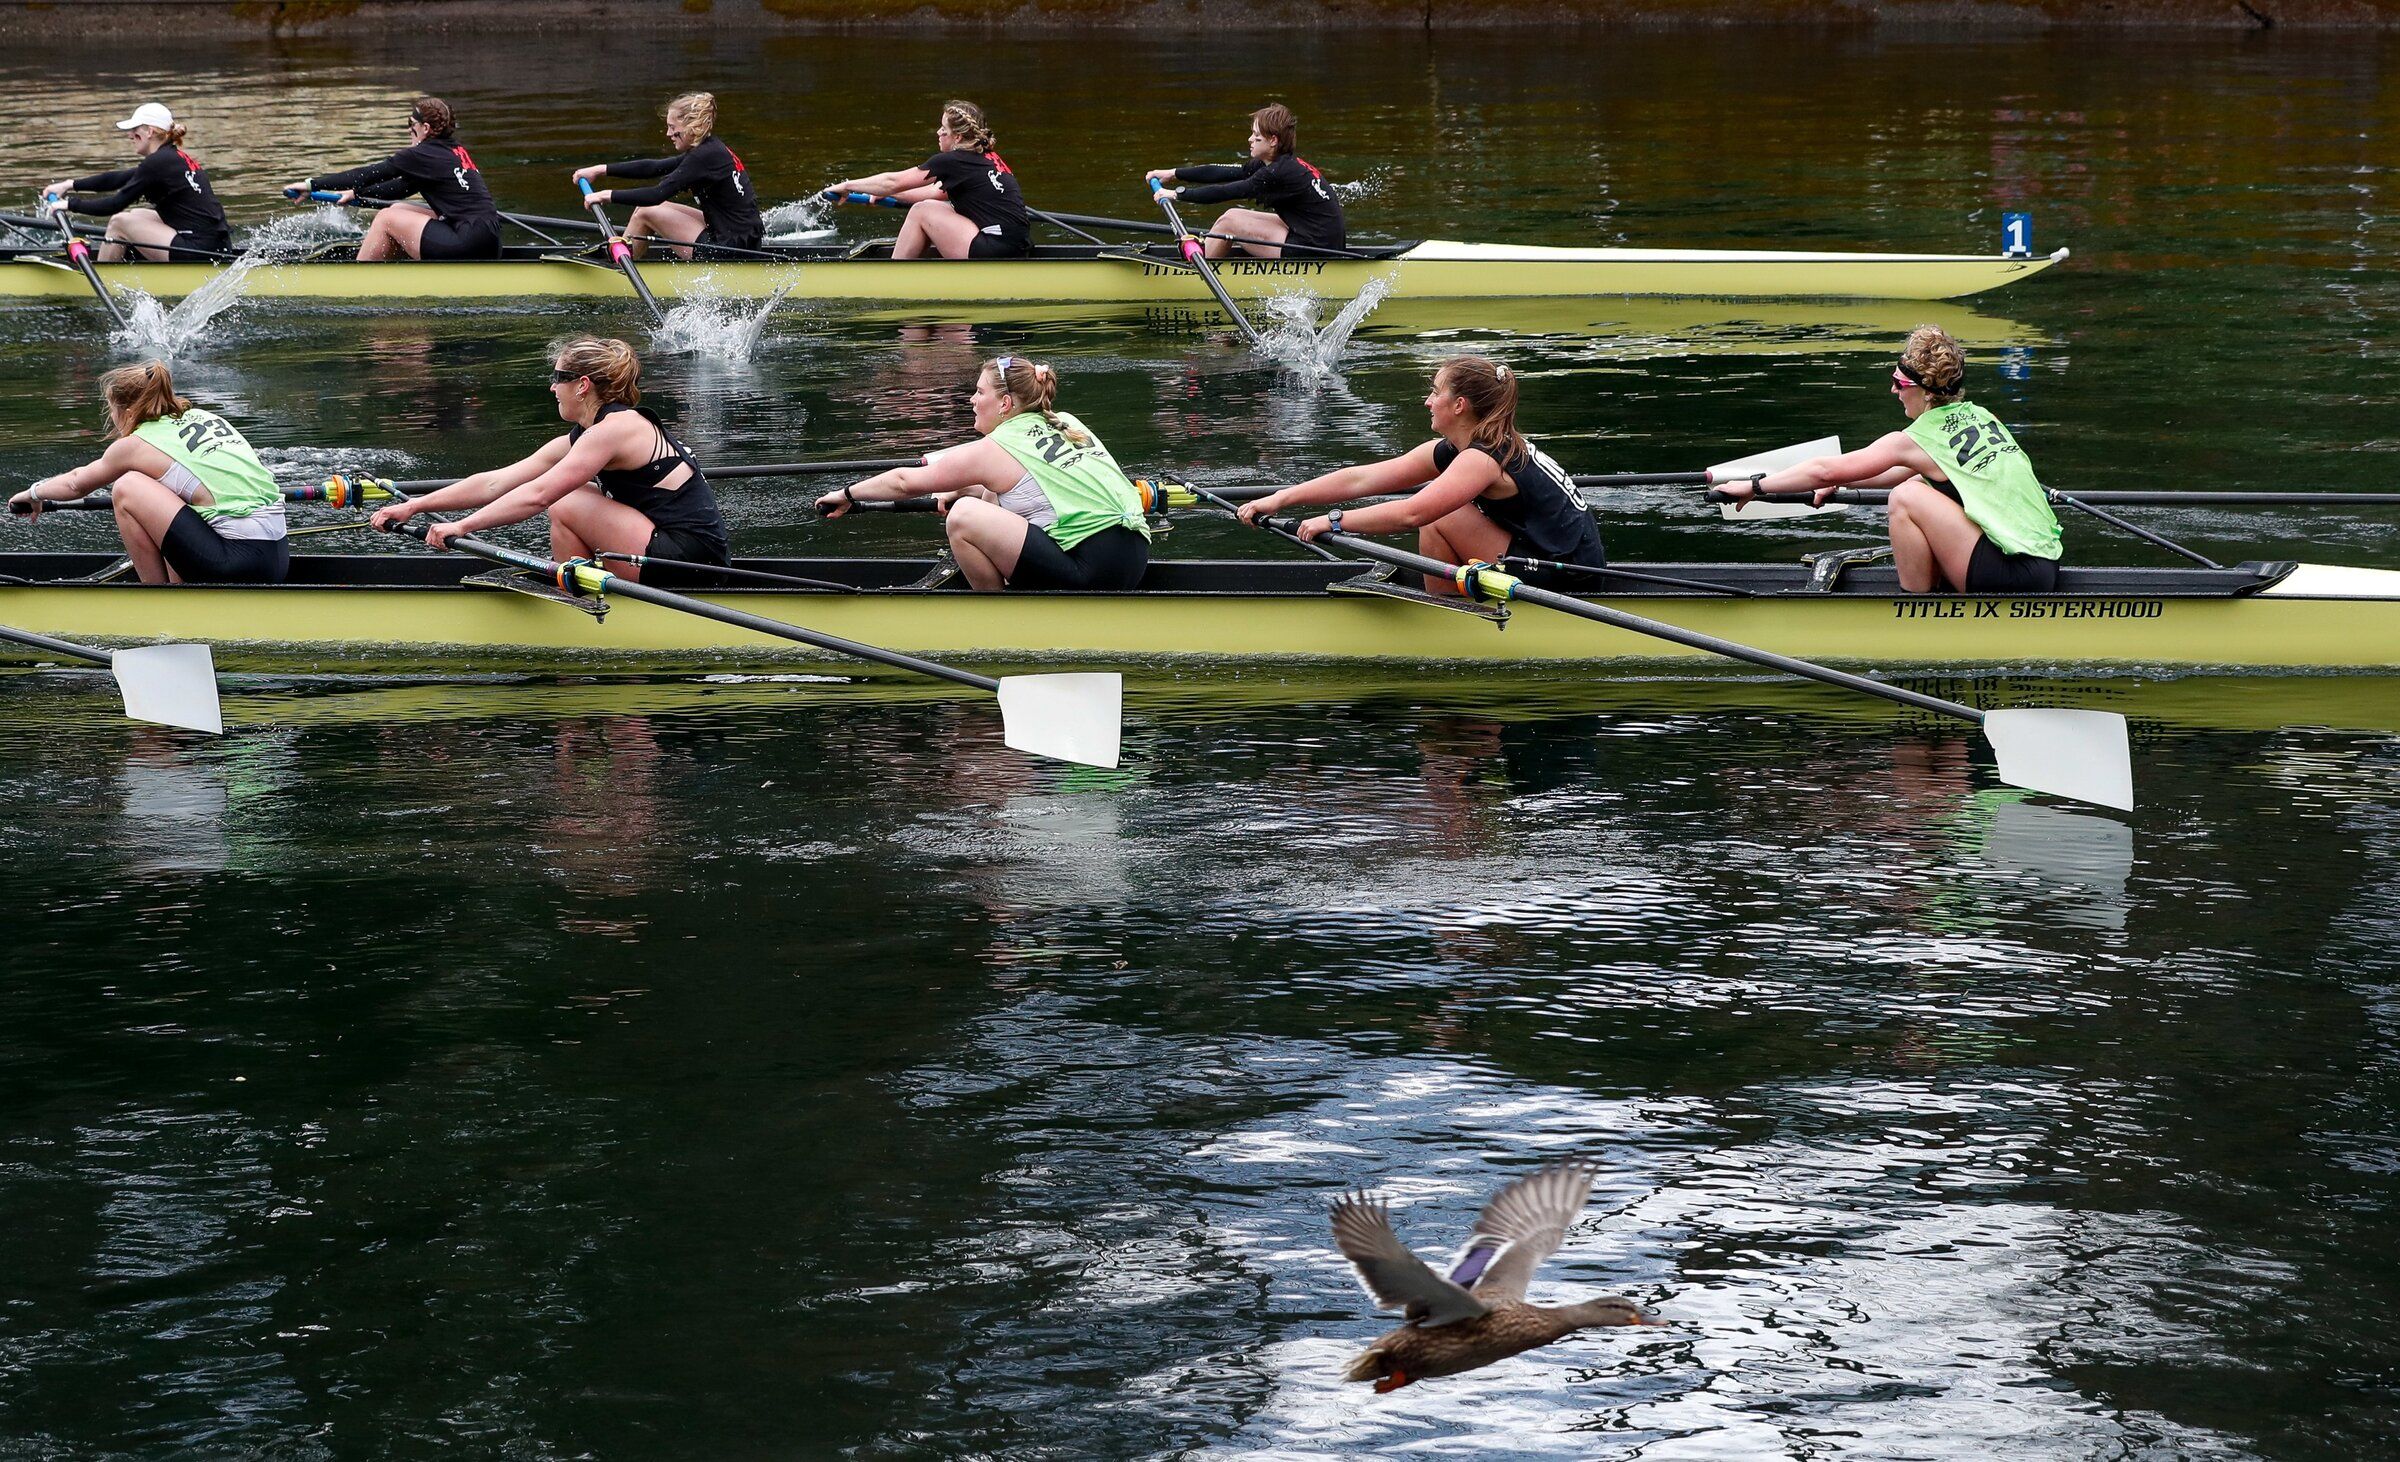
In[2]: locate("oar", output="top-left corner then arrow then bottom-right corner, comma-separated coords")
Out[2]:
1148,179 -> 1262,348
0,209 -> 104,239
1721,487 -> 2400,509
1035,208 -> 1375,260
576,178 -> 664,325
289,188 -> 602,238
0,624 -> 221,733
41,194 -> 128,329
1225,498 -> 2132,811
380,517 -> 1121,767
16,479 -> 401,514
823,190 -> 905,210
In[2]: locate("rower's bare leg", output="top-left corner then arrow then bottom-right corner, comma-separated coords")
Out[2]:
549,488 -> 667,583
1205,207 -> 1288,261
625,202 -> 705,261
356,203 -> 435,262
1886,477 -> 1983,593
944,497 -> 1031,590
896,200 -> 981,261
1416,504 -> 1512,596
108,472 -> 190,585
101,209 -> 177,263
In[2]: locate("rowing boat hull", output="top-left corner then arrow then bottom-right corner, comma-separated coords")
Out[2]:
0,241 -> 2069,304
0,557 -> 2392,674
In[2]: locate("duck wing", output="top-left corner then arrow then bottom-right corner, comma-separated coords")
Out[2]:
1331,1192 -> 1490,1328
1446,1160 -> 1598,1303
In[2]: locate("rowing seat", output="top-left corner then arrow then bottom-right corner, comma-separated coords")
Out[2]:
462,568 -> 607,620
1327,562 -> 1507,622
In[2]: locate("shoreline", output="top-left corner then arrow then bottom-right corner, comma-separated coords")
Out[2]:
0,0 -> 2389,35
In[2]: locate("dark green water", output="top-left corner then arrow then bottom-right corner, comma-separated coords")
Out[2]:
1,27 -> 2397,1460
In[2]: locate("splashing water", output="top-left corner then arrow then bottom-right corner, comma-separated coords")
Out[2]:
1334,166 -> 1398,203
111,207 -> 360,358
1251,272 -> 1397,380
760,196 -> 836,242
650,278 -> 795,359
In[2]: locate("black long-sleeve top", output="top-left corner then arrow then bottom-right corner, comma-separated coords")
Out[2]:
605,135 -> 763,248
1173,154 -> 1345,251
313,136 -> 502,232
69,146 -> 231,240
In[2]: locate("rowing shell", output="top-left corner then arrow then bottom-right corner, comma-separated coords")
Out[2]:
0,554 -> 2390,673
0,239 -> 2071,304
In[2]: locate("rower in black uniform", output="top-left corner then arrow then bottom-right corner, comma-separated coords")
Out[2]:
43,102 -> 233,263
1146,103 -> 1345,261
286,96 -> 504,262
572,91 -> 764,261
369,336 -> 731,587
1237,355 -> 1607,596
825,99 -> 1031,260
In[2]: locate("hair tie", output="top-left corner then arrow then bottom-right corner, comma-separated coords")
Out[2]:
993,355 -> 1016,374
1494,363 -> 1510,380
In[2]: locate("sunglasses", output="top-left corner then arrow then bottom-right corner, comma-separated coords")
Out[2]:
1890,369 -> 1919,391
550,368 -> 583,383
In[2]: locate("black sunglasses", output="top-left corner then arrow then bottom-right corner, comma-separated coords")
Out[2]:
550,368 -> 583,383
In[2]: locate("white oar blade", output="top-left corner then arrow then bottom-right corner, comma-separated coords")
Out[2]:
1982,708 -> 2132,812
109,643 -> 222,734
1712,435 -> 1847,518
997,672 -> 1122,769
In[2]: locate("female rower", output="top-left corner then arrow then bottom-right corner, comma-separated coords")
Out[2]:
1237,355 -> 1604,595
815,355 -> 1150,591
825,100 -> 1030,261
9,361 -> 287,585
369,337 -> 730,585
286,96 -> 503,262
572,91 -> 763,260
1717,325 -> 2064,594
42,102 -> 233,263
1145,103 -> 1344,260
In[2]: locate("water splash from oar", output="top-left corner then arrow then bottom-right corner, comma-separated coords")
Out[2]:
650,276 -> 794,360
112,208 -> 359,358
1253,272 -> 1397,381
760,196 -> 835,242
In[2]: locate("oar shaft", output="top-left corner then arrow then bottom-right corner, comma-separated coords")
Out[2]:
391,522 -> 999,691
578,179 -> 664,323
1277,518 -> 1988,727
0,209 -> 103,238
1150,180 -> 1263,347
0,622 -> 110,667
46,196 -> 127,329
1037,209 -> 1371,260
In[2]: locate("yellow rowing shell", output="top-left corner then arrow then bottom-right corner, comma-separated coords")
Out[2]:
0,557 -> 2391,675
0,241 -> 2072,303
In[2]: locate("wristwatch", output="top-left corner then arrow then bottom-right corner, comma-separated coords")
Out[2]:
1326,508 -> 1344,535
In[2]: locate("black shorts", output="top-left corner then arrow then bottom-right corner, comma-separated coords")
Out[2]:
162,506 -> 289,584
1965,536 -> 2061,593
693,228 -> 764,261
167,230 -> 232,262
1929,481 -> 2062,592
1281,223 -> 1348,257
1009,524 -> 1148,591
966,227 -> 1032,260
418,217 -> 502,261
639,524 -> 732,588
1505,533 -> 1609,590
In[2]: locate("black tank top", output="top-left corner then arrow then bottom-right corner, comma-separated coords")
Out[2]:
567,403 -> 729,551
1433,438 -> 1606,567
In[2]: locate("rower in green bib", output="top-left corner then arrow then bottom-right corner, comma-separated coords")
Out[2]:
819,355 -> 1151,591
9,361 -> 288,585
1718,325 -> 2064,594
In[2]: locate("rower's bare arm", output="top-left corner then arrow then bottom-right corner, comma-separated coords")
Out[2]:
1293,442 -> 1446,508
1348,456 -> 1491,534
838,167 -> 935,197
1746,434 -> 1925,499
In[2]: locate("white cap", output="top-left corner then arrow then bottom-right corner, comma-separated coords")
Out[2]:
115,103 -> 175,132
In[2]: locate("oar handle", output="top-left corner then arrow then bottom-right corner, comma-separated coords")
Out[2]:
821,190 -> 904,209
